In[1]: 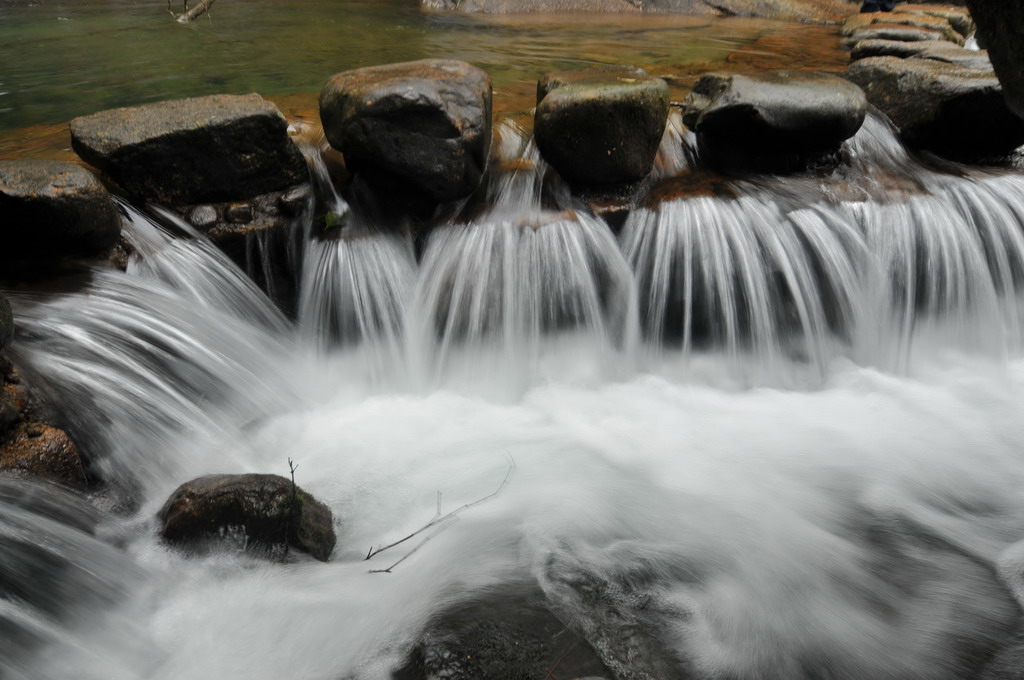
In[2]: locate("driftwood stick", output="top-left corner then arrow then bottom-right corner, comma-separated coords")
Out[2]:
176,0 -> 214,23
365,458 -> 515,567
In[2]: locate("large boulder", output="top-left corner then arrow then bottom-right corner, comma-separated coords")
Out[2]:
846,56 -> 1024,160
965,0 -> 1024,121
0,295 -> 11,351
534,66 -> 669,188
682,70 -> 867,173
319,59 -> 492,203
70,94 -> 308,204
850,39 -> 992,70
158,473 -> 336,562
0,160 -> 121,262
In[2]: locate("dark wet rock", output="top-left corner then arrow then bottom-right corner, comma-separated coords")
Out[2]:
965,0 -> 1024,121
534,66 -> 669,188
187,205 -> 218,228
0,160 -> 121,262
846,56 -> 1024,160
844,24 -> 947,47
850,39 -> 992,70
0,421 -> 87,488
225,202 -> 253,224
278,185 -> 311,216
0,295 -> 11,352
899,4 -> 975,37
841,11 -> 964,44
70,94 -> 308,204
682,70 -> 867,173
320,59 -> 492,204
158,473 -> 336,562
392,587 -> 614,680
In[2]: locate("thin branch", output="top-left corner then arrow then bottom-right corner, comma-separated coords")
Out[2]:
366,458 -> 516,563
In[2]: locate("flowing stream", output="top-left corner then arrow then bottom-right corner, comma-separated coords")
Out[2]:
6,116 -> 1024,680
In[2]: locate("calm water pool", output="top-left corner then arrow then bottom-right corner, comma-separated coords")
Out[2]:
0,0 -> 844,136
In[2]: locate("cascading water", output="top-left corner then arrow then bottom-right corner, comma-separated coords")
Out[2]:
7,112 -> 1024,680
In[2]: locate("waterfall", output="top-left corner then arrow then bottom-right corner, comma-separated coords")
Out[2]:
8,110 -> 1024,680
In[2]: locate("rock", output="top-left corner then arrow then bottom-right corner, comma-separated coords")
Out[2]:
0,295 -> 11,351
534,66 -> 669,187
224,202 -> 253,224
278,185 -> 311,216
850,39 -> 992,70
898,4 -> 975,37
392,587 -> 613,680
70,94 -> 308,204
682,70 -> 867,173
157,473 -> 336,562
844,24 -> 948,46
0,160 -> 121,262
0,421 -> 87,487
965,0 -> 1024,121
841,11 -> 964,44
424,0 -> 855,21
846,56 -> 1024,160
188,205 -> 218,228
319,59 -> 492,203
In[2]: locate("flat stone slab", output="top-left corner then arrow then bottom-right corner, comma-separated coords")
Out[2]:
320,59 -> 492,203
851,39 -> 991,70
846,56 -> 1024,160
682,70 -> 867,173
0,160 -> 121,262
70,94 -> 308,204
534,66 -> 669,187
845,24 -> 948,46
841,11 -> 964,44
898,4 -> 974,37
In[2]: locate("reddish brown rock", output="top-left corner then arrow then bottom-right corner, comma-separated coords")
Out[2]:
0,421 -> 87,487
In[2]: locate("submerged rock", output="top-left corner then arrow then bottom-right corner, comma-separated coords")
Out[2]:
158,473 -> 336,562
69,94 -> 308,204
392,588 -> 613,680
0,160 -> 121,262
319,59 -> 492,203
965,0 -> 1024,121
846,56 -> 1024,160
534,66 -> 669,188
850,39 -> 992,70
682,70 -> 867,173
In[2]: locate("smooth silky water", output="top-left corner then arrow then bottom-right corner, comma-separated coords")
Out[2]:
3,110 -> 1024,679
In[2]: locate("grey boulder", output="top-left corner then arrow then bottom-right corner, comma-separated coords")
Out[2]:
682,70 -> 867,173
319,59 -> 492,203
70,94 -> 308,204
0,160 -> 121,262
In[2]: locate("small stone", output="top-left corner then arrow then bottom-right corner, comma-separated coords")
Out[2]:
188,205 -> 218,228
0,422 -> 86,487
224,202 -> 253,224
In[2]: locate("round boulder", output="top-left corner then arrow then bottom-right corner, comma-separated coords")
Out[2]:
533,66 -> 669,188
0,160 -> 121,262
846,56 -> 1024,160
319,59 -> 492,203
70,94 -> 308,204
681,71 -> 867,173
157,473 -> 336,562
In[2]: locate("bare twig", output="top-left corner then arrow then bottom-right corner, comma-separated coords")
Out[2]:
366,458 -> 516,566
285,458 -> 299,556
175,0 -> 214,23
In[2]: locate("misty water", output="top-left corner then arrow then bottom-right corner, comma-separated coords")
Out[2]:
3,109 -> 1024,679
